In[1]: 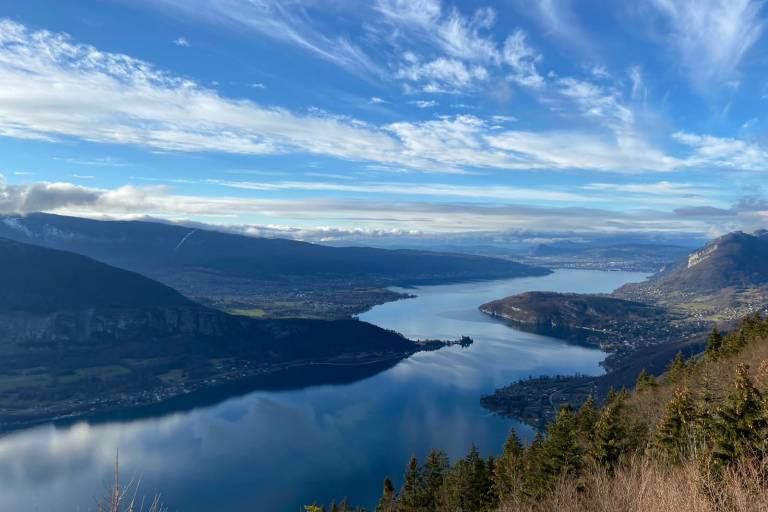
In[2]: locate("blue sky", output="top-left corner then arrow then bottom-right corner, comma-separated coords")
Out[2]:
0,0 -> 767,242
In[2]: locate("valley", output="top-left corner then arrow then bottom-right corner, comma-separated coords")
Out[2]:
0,213 -> 549,319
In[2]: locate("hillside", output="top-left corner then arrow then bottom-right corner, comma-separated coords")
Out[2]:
479,291 -> 684,370
480,291 -> 666,338
0,238 -> 193,313
0,213 -> 549,318
0,238 -> 438,428
615,230 -> 768,322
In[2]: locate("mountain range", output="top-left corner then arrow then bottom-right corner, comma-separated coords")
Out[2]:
0,213 -> 548,318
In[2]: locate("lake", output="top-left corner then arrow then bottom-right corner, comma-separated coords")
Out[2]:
0,269 -> 647,511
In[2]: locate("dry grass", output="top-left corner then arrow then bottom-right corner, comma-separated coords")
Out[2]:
499,456 -> 768,512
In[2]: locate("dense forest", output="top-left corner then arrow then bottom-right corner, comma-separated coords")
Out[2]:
308,314 -> 768,512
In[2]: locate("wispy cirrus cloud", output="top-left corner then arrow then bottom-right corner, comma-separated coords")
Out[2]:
148,0 -> 384,77
646,0 -> 765,90
2,17 -> 767,176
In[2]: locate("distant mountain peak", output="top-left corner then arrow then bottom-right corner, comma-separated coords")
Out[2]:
650,230 -> 768,292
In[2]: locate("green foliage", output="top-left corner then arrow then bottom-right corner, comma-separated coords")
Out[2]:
441,445 -> 497,512
398,456 -> 426,512
655,387 -> 698,463
575,395 -> 599,445
375,477 -> 396,512
540,407 -> 582,483
666,351 -> 688,384
635,368 -> 658,392
493,430 -> 524,503
706,326 -> 724,358
590,389 -> 646,467
712,364 -> 768,469
423,450 -> 449,510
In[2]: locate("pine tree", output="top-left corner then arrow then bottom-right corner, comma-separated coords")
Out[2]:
398,456 -> 425,512
635,369 -> 658,392
442,445 -> 495,512
466,444 -> 493,511
375,477 -> 396,512
590,390 -> 640,468
575,395 -> 599,445
705,326 -> 724,358
423,449 -> 449,510
655,387 -> 697,463
541,406 -> 582,483
522,432 -> 546,499
713,364 -> 768,468
493,430 -> 525,503
666,351 -> 687,384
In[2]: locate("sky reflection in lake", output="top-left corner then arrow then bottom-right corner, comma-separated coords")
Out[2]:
0,269 -> 647,511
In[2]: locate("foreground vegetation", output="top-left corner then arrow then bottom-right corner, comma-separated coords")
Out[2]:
310,314 -> 768,511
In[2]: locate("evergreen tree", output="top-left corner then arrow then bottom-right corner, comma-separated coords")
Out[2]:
713,364 -> 768,468
541,407 -> 582,483
493,430 -> 525,503
575,395 -> 599,445
423,449 -> 449,510
398,457 -> 425,512
705,326 -> 724,358
655,387 -> 697,463
590,390 -> 641,468
522,432 -> 546,498
635,368 -> 658,392
666,352 -> 688,384
442,445 -> 495,512
375,477 -> 396,512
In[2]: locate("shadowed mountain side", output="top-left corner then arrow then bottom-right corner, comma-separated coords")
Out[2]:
0,238 -> 436,429
0,213 -> 548,283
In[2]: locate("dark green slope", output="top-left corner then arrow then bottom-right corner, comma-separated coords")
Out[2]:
0,237 -> 193,313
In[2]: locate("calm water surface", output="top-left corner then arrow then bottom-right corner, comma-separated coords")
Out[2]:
0,269 -> 647,511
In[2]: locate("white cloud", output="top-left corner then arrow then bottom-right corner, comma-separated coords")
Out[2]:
396,57 -> 489,93
583,181 -> 708,196
149,0 -> 384,77
212,179 -> 596,203
375,0 -> 501,63
674,131 -> 768,171
251,82 -> 266,89
647,0 -> 765,89
173,36 -> 190,47
408,100 -> 439,109
503,30 -> 544,88
0,177 -> 742,235
5,19 -> 767,176
369,96 -> 387,104
486,129 -> 681,172
0,19 -> 402,163
556,77 -> 634,126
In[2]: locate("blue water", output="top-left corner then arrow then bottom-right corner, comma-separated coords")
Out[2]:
0,269 -> 646,511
